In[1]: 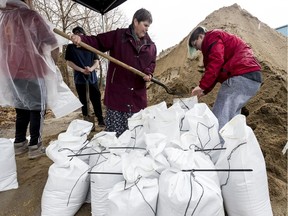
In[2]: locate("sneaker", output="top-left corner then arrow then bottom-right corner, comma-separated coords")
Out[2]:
28,143 -> 46,159
14,140 -> 28,155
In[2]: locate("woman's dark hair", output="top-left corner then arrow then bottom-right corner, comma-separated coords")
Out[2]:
188,26 -> 207,47
132,8 -> 153,24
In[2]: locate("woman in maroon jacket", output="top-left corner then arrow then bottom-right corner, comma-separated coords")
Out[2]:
189,26 -> 262,133
71,8 -> 157,137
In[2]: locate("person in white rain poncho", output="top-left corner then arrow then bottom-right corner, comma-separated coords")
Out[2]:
0,0 -> 60,159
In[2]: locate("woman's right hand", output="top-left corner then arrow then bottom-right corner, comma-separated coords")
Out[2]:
70,34 -> 81,45
191,86 -> 204,98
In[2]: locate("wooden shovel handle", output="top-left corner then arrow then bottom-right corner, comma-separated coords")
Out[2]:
53,28 -> 146,78
53,28 -> 175,95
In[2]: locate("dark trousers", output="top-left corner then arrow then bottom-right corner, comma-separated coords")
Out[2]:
75,82 -> 104,123
15,108 -> 45,146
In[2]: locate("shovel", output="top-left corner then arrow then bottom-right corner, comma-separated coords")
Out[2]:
54,28 -> 181,95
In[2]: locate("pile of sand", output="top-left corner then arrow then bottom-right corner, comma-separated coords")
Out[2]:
148,4 -> 287,215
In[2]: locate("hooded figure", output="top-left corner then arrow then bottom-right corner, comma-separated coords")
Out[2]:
0,0 -> 59,159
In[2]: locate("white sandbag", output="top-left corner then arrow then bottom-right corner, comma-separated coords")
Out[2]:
90,153 -> 124,216
167,102 -> 186,130
128,110 -> 147,148
52,133 -> 90,164
0,138 -> 18,191
173,96 -> 198,133
144,133 -> 170,173
87,139 -> 109,205
66,119 -> 93,136
118,130 -> 132,144
121,151 -> 157,183
45,136 -> 91,206
46,140 -> 68,164
57,132 -> 87,145
91,131 -> 118,149
41,157 -> 90,216
128,101 -> 167,148
157,168 -> 224,216
216,114 -> 273,216
90,130 -> 133,156
110,130 -> 138,154
143,101 -> 167,114
173,96 -> 198,111
179,131 -> 199,149
157,148 -> 224,216
88,136 -> 108,167
147,103 -> 183,141
186,103 -> 222,163
108,178 -> 158,216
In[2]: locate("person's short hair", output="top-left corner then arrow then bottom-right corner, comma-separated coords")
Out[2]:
188,26 -> 207,47
132,8 -> 153,24
72,26 -> 86,35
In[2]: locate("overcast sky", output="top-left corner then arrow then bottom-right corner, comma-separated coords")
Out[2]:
118,0 -> 287,53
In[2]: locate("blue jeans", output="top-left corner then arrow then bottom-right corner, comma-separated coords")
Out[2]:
212,75 -> 261,131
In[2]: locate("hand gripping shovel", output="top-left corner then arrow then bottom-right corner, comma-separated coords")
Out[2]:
54,28 -> 181,95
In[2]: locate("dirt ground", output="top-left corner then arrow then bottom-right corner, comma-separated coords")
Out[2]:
0,3 -> 287,216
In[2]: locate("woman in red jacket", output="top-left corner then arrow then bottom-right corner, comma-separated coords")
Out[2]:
189,26 -> 262,133
71,8 -> 156,137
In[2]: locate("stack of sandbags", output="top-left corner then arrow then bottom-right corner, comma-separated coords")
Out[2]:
41,96 -> 273,216
41,119 -> 93,216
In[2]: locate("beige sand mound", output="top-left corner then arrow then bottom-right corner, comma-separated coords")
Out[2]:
149,3 -> 287,216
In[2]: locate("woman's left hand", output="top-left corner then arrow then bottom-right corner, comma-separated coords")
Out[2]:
143,74 -> 152,82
